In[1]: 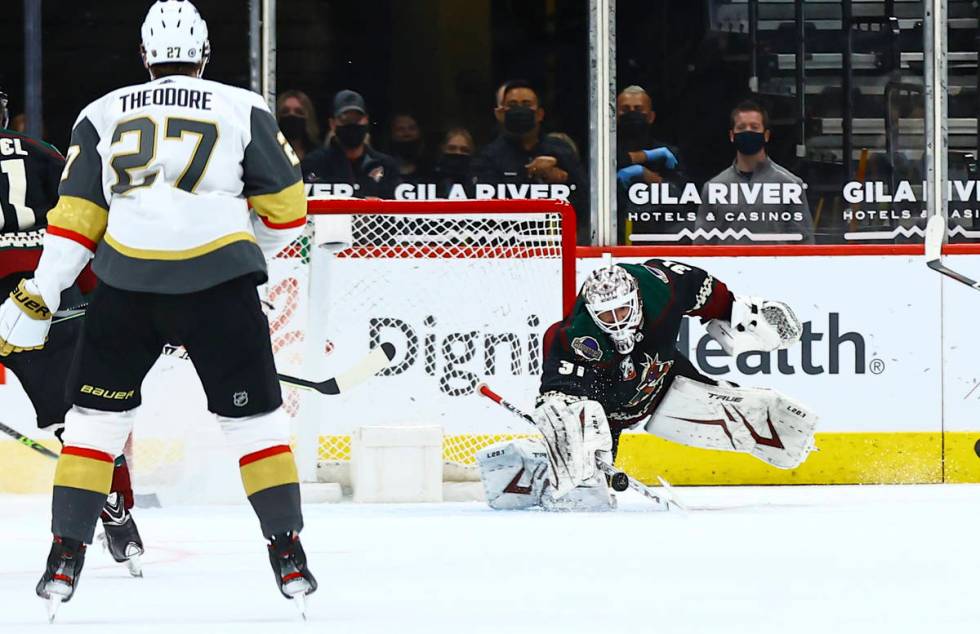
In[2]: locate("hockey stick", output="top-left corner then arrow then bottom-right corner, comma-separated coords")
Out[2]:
925,214 -> 980,291
476,383 -> 682,510
0,420 -> 60,459
277,342 -> 397,395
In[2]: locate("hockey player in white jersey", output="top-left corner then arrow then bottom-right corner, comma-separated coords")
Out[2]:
0,1 -> 315,618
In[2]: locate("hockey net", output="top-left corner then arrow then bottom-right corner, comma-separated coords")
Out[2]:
268,198 -> 576,485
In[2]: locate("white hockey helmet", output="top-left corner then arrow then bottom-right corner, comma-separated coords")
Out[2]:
582,265 -> 643,354
141,0 -> 210,74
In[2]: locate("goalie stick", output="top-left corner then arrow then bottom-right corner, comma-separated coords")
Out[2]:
925,214 -> 980,291
476,383 -> 684,510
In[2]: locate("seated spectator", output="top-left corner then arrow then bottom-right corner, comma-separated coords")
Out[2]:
433,127 -> 475,197
468,79 -> 588,243
276,89 -> 320,161
615,85 -> 681,185
301,89 -> 401,199
696,100 -> 813,244
388,113 -> 432,184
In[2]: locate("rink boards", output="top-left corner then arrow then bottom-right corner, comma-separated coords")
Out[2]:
2,250 -> 979,490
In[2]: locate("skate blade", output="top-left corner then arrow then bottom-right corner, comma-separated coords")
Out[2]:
126,554 -> 144,578
283,579 -> 312,620
42,582 -> 71,623
45,595 -> 63,623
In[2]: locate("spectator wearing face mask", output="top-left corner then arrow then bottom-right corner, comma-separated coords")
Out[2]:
696,100 -> 813,244
301,89 -> 401,199
388,113 -> 433,184
468,79 -> 588,243
433,127 -> 475,197
615,85 -> 681,187
276,89 -> 320,161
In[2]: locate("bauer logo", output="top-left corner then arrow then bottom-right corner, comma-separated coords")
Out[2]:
368,315 -> 544,396
677,312 -> 867,376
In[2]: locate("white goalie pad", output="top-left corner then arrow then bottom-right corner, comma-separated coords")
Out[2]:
532,395 -> 613,498
643,377 -> 818,469
476,439 -> 550,510
476,439 -> 615,512
705,296 -> 802,356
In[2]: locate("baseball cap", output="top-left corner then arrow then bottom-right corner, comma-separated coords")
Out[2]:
333,90 -> 367,117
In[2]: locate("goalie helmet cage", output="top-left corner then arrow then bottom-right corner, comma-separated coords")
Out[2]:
270,197 -> 577,485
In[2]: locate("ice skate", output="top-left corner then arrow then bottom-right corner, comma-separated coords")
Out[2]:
268,532 -> 317,619
98,492 -> 145,577
36,537 -> 86,622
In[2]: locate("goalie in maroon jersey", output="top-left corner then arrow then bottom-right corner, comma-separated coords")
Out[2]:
0,86 -> 145,572
477,258 -> 819,510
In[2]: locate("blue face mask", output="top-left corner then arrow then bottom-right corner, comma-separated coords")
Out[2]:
733,130 -> 766,155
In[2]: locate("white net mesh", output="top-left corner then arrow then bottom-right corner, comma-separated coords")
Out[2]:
271,198 -> 573,479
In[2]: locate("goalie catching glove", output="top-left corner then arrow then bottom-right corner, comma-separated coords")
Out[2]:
705,295 -> 802,356
531,393 -> 613,499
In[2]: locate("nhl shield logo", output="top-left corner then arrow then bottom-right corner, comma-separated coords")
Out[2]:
233,391 -> 249,408
620,356 -> 637,381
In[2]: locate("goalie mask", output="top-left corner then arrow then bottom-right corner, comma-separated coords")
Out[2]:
582,266 -> 643,354
141,0 -> 211,76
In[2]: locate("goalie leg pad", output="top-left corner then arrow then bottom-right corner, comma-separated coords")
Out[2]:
476,439 -> 550,510
644,376 -> 818,469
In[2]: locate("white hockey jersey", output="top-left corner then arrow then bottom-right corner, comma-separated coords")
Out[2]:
48,74 -> 305,293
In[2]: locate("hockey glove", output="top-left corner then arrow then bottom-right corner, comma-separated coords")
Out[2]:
0,279 -> 53,356
705,296 -> 802,356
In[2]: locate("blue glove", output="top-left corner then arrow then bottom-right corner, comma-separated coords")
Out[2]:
616,164 -> 644,188
643,147 -> 678,170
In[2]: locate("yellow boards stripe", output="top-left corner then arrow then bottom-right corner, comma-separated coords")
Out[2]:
240,450 -> 300,497
53,450 -> 114,494
943,432 -> 980,483
616,432 -> 944,485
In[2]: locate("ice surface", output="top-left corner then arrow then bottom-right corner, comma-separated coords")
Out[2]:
2,485 -> 979,633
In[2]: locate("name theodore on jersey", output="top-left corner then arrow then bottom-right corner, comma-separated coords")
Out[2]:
119,86 -> 214,113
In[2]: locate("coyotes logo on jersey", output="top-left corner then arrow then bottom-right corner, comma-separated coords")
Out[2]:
623,353 -> 674,411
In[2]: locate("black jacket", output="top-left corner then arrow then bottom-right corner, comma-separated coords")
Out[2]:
467,134 -> 589,243
301,139 -> 402,199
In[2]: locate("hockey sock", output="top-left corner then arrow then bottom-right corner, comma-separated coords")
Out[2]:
238,445 -> 303,537
108,455 -> 135,511
51,446 -> 115,543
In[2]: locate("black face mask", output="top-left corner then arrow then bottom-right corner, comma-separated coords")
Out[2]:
617,110 -> 649,148
733,130 -> 766,156
279,115 -> 309,143
390,138 -> 422,161
436,153 -> 471,178
503,106 -> 537,136
335,123 -> 368,149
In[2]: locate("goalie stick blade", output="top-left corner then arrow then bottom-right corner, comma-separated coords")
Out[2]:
278,342 -> 396,395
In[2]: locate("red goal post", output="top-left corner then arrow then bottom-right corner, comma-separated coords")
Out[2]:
268,197 -> 577,483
